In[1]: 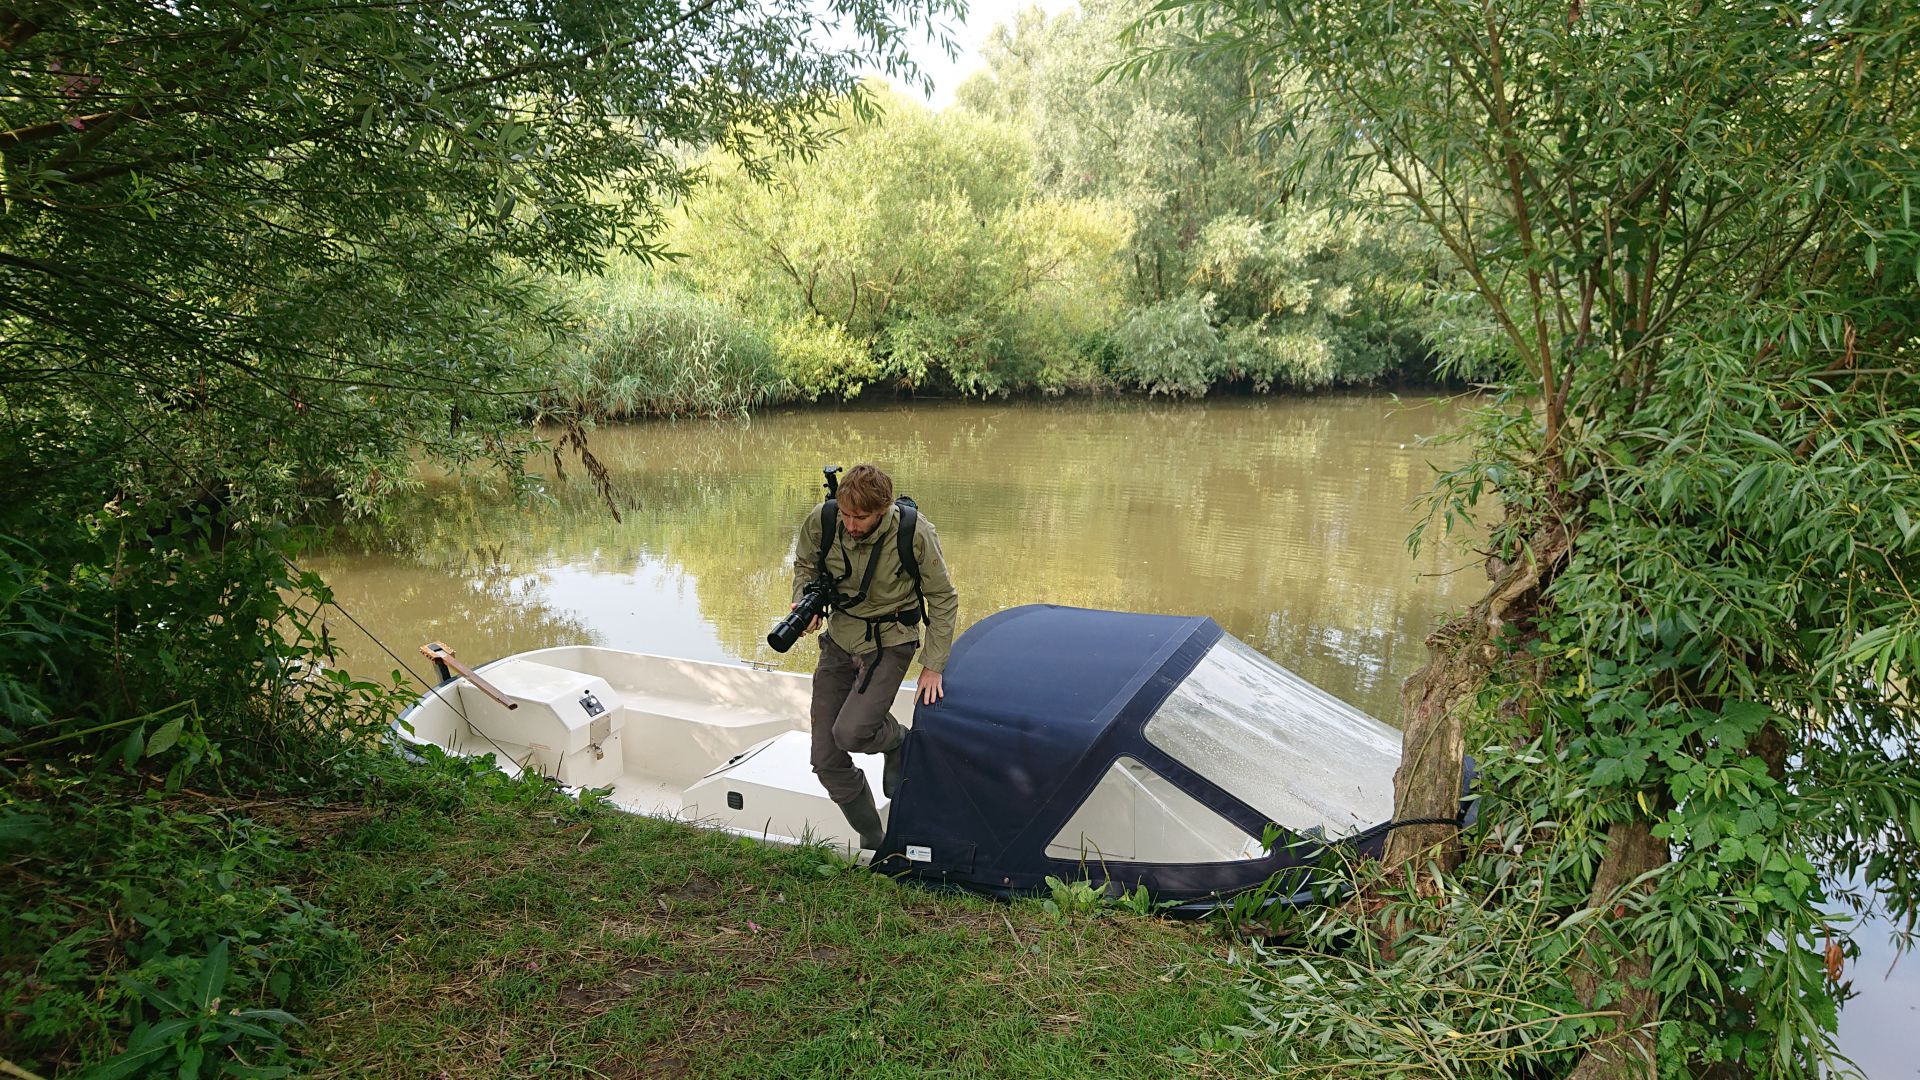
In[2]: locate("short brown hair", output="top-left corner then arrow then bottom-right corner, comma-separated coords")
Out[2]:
837,464 -> 893,514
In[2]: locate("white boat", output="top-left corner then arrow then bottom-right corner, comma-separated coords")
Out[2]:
394,643 -> 912,850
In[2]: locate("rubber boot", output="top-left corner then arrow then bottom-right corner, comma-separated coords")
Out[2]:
838,788 -> 885,850
882,727 -> 909,800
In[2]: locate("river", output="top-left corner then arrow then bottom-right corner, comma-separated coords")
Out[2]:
311,394 -> 1483,719
310,393 -> 1909,1074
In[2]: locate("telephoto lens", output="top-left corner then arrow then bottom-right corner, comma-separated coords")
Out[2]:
766,609 -> 807,653
767,584 -> 829,653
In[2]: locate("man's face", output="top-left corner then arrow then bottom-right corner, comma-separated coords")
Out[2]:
841,502 -> 886,539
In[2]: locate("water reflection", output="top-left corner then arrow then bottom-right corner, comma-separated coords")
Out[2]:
312,395 -> 1484,720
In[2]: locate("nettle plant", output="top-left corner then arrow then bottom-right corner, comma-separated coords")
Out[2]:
90,939 -> 305,1080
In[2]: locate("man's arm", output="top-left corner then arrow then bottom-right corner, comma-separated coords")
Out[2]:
913,517 -> 959,676
793,505 -> 823,606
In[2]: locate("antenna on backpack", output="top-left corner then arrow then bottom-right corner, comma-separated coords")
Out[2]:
822,465 -> 841,499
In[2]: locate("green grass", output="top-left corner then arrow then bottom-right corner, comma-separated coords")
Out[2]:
278,781 -> 1250,1079
3,751 -> 1262,1078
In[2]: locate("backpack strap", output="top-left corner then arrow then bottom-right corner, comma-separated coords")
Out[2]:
817,500 -> 838,576
818,499 -> 882,603
894,497 -> 925,625
820,497 -> 924,623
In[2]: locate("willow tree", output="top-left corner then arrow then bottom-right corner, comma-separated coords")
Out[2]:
961,0 -> 1444,388
1130,0 -> 1920,1076
2,0 -> 955,520
670,88 -> 1132,397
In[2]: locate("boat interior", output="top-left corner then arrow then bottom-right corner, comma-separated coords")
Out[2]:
395,645 -> 914,849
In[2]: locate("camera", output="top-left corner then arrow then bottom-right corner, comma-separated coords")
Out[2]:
767,578 -> 832,653
766,465 -> 845,654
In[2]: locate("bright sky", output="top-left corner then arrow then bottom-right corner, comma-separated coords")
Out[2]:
884,0 -> 1082,110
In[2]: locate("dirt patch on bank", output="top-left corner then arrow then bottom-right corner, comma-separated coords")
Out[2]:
553,954 -> 690,1012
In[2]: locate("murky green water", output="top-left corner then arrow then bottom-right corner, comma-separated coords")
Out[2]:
312,394 -> 1483,721
312,392 -> 1911,1069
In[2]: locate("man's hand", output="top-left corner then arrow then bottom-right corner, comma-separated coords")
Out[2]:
917,668 -> 945,705
790,603 -> 821,635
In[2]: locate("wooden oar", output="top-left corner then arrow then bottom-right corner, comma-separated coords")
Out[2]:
418,641 -> 518,710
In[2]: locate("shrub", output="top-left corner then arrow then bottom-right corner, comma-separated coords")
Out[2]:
774,315 -> 884,401
1109,293 -> 1225,396
1217,320 -> 1336,391
881,310 -> 1030,397
1223,846 -> 1595,1078
1112,295 -> 1405,395
0,504 -> 407,1077
877,312 -> 959,391
1,784 -> 343,1078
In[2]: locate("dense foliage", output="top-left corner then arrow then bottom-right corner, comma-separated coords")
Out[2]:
560,0 -> 1458,413
2,0 -> 954,518
961,0 -> 1444,389
667,90 -> 1132,397
0,0 -> 952,1072
1132,0 -> 1920,1076
545,265 -> 784,420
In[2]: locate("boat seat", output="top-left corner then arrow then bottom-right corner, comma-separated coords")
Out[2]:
614,695 -> 797,788
453,659 -> 625,789
619,691 -> 795,728
681,730 -> 885,848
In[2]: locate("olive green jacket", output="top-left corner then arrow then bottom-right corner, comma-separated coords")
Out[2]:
792,502 -> 959,672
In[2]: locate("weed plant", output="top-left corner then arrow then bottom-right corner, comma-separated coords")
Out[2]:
549,270 -> 788,420
2,778 -> 342,1078
0,506 -> 412,1077
1214,846 -> 1603,1078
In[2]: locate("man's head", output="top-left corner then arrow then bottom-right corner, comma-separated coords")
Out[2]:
837,464 -> 893,539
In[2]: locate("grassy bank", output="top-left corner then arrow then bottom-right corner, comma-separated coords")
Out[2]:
5,750 -> 1256,1079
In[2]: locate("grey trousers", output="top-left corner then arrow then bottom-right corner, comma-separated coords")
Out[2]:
810,636 -> 913,805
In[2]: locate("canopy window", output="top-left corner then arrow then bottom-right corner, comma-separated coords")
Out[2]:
1045,756 -> 1263,865
1144,634 -> 1399,838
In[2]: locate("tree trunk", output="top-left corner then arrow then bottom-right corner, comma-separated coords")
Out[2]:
1385,521 -> 1572,871
1566,819 -> 1670,1080
1386,613 -> 1476,871
1388,512 -> 1673,1078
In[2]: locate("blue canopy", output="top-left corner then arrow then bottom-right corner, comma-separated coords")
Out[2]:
874,604 -> 1392,905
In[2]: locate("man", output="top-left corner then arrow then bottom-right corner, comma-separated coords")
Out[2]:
791,463 -> 958,850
